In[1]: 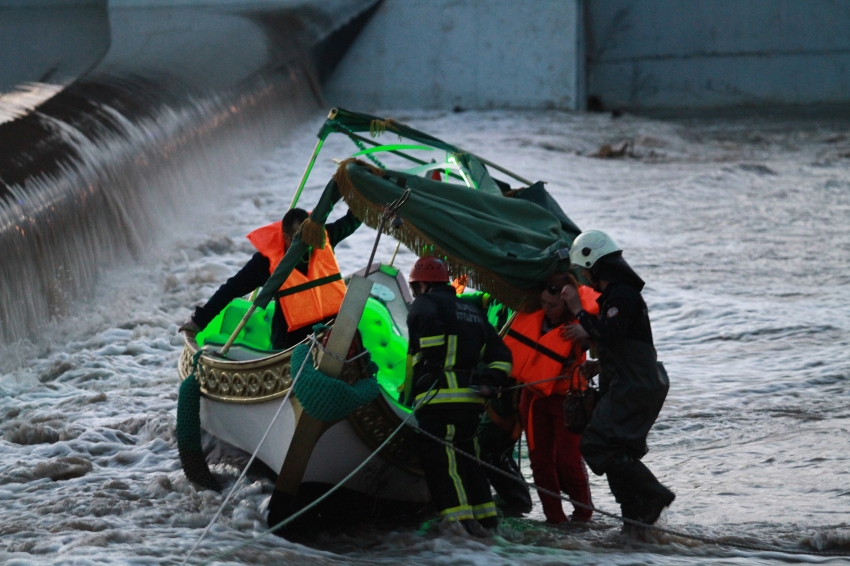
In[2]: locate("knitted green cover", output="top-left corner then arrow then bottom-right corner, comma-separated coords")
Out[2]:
176,371 -> 221,491
291,343 -> 381,422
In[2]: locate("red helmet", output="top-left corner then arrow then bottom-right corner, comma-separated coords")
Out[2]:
409,256 -> 450,283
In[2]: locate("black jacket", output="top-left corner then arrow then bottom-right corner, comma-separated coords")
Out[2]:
192,210 -> 360,348
576,281 -> 669,474
405,285 -> 512,418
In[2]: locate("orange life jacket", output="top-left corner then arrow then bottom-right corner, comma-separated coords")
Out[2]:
505,286 -> 600,448
503,286 -> 601,396
246,221 -> 347,331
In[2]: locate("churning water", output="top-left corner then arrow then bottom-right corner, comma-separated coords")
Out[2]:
0,107 -> 848,565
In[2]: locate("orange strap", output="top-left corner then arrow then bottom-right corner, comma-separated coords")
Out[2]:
526,394 -> 538,451
486,404 -> 520,440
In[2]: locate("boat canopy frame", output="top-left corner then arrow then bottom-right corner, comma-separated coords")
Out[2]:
221,107 -> 583,357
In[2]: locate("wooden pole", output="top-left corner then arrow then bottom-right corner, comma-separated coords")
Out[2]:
218,288 -> 259,357
288,138 -> 324,209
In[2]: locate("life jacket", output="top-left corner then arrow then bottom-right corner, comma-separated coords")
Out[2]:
505,286 -> 600,449
503,286 -> 601,396
246,221 -> 346,331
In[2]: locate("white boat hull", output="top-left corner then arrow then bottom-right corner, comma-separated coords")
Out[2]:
200,395 -> 430,502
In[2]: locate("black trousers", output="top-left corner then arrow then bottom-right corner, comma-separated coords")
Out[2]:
477,419 -> 532,515
417,413 -> 498,527
605,453 -> 673,522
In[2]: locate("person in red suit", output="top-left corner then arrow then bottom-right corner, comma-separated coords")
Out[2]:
503,274 -> 599,523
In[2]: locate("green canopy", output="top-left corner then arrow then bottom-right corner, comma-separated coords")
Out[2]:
317,108 -> 502,194
255,112 -> 584,313
257,160 -> 576,312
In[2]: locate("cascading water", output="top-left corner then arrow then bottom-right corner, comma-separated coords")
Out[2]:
0,0 -> 378,345
1,4 -> 848,565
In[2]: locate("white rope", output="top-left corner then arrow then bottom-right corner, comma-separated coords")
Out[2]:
308,332 -> 371,365
412,425 -> 850,558
180,340 -> 317,566
193,388 -> 438,566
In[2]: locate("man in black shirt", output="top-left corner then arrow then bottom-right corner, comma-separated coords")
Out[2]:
560,230 -> 674,531
180,207 -> 360,349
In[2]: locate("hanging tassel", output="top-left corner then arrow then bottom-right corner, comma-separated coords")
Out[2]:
332,158 -> 539,312
299,217 -> 326,249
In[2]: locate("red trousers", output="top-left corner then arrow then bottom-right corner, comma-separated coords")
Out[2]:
519,389 -> 593,522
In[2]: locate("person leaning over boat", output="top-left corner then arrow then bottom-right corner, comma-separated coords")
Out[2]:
503,273 -> 598,524
179,207 -> 360,349
559,230 -> 674,531
402,257 -> 512,536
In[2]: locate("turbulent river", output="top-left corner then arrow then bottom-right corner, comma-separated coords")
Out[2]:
1,109 -> 848,565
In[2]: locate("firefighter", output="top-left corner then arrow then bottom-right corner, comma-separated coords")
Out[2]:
179,207 -> 360,349
560,230 -> 674,531
457,290 -> 532,517
403,257 -> 512,535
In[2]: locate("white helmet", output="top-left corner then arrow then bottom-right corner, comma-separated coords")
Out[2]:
569,230 -> 621,269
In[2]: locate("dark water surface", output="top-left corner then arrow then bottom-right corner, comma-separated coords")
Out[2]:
0,109 -> 848,564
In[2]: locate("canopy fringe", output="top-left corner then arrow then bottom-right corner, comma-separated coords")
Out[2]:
333,159 -> 538,312
299,218 -> 326,249
369,118 -> 404,139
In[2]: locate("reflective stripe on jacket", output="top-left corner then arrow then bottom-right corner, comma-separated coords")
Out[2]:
246,221 -> 346,331
405,285 -> 512,410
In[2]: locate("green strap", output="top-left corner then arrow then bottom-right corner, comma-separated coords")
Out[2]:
275,273 -> 342,299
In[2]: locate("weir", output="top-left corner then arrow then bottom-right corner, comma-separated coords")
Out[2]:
0,0 -> 378,343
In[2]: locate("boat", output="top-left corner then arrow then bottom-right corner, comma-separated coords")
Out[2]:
176,108 -> 582,532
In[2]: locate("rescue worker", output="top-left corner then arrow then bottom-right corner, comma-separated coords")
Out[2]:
403,257 -> 512,535
559,230 -> 674,530
503,273 -> 598,524
458,290 -> 532,516
179,207 -> 360,349
475,387 -> 532,517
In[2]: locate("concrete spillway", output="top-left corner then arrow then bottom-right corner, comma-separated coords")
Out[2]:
0,1 -> 377,342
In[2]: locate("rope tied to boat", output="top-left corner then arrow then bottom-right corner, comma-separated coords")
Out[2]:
182,378 -> 849,563
410,424 -> 850,558
181,338 -> 318,566
192,386 -> 440,566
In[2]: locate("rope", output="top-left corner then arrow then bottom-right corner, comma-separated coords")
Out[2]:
497,374 -> 571,392
293,340 -> 380,422
179,336 -> 848,561
411,425 -> 850,558
334,121 -> 387,169
308,333 -> 372,365
193,386 -> 439,566
181,340 -> 317,566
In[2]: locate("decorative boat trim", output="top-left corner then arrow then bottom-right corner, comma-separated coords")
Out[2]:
177,333 -> 422,475
178,335 -> 293,404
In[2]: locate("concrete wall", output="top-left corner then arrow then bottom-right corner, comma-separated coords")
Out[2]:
324,0 -> 584,110
0,0 -> 375,95
586,0 -> 850,110
0,1 -> 109,93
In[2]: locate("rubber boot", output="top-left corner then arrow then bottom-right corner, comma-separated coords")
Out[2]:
627,459 -> 675,525
487,453 -> 532,516
606,470 -> 642,521
606,455 -> 674,526
461,519 -> 487,537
